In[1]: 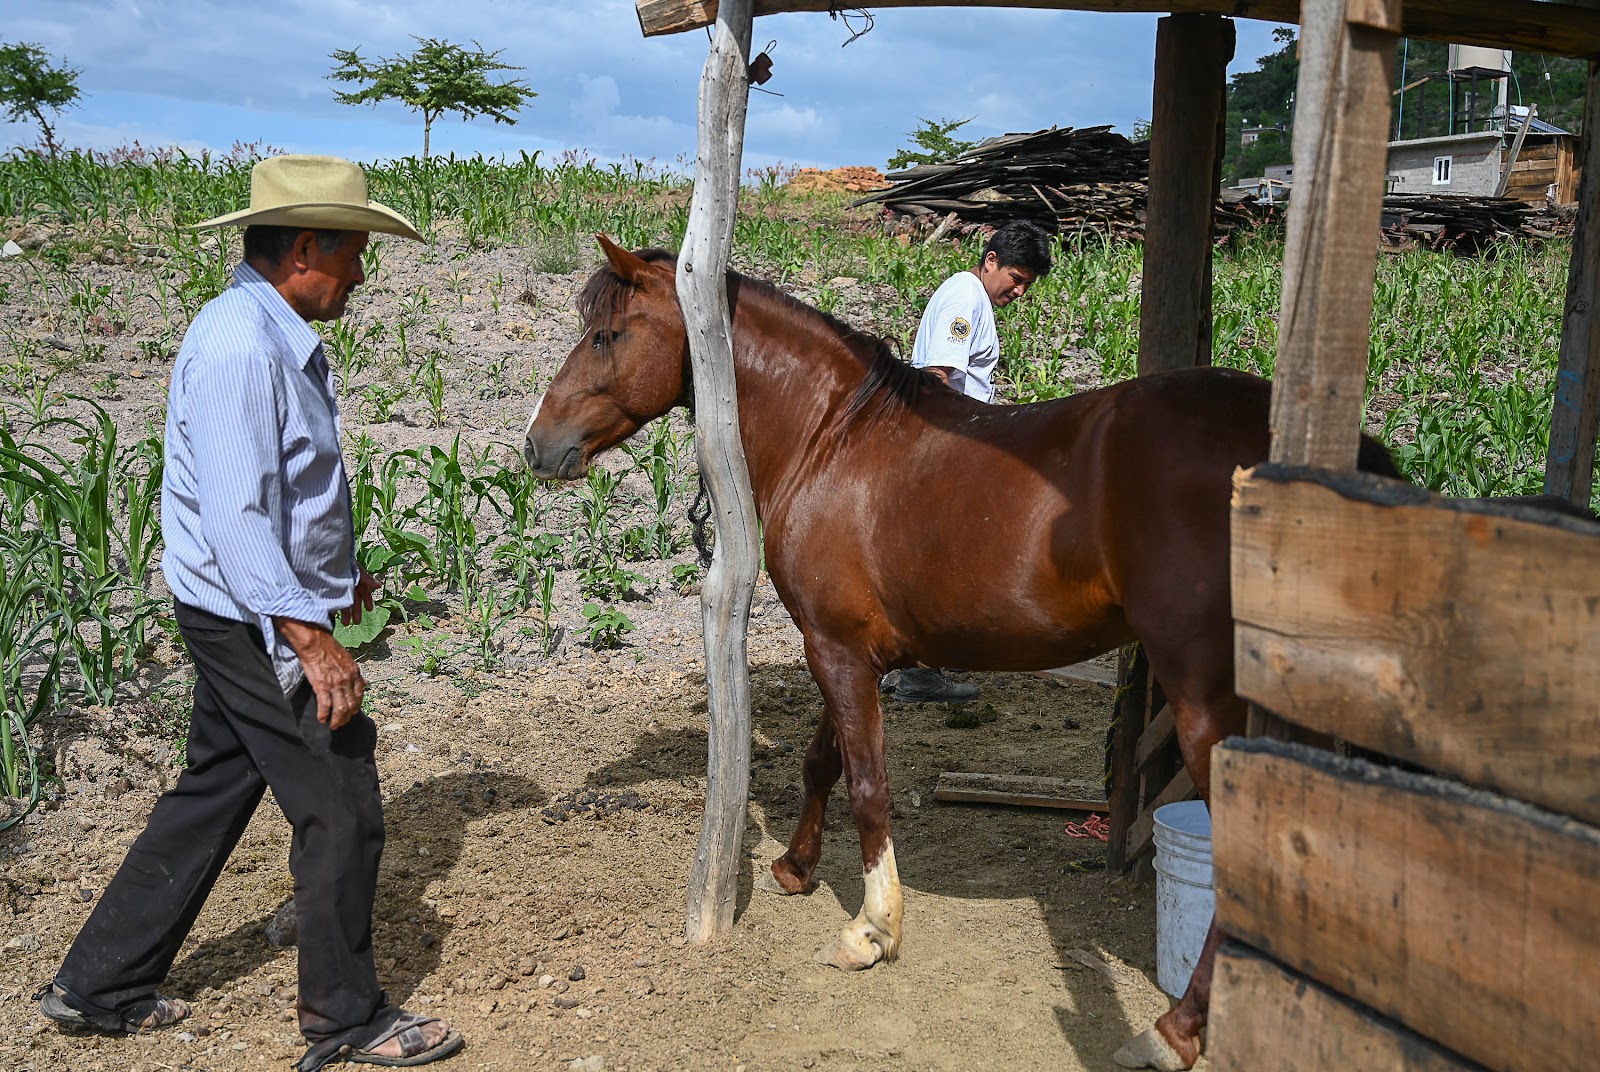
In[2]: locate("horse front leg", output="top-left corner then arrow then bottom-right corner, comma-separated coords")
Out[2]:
805,642 -> 902,971
767,712 -> 843,894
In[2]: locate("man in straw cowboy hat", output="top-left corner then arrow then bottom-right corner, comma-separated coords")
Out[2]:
38,155 -> 463,1069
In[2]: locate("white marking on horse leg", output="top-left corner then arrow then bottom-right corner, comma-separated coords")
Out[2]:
816,841 -> 902,970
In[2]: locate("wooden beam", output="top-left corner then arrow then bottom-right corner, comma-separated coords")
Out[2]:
1138,13 -> 1234,374
1210,943 -> 1490,1072
1132,703 -> 1174,771
1268,0 -> 1399,469
1124,766 -> 1196,864
1231,465 -> 1600,827
1211,739 -> 1600,1072
678,0 -> 760,946
634,0 -> 1600,60
931,772 -> 1107,810
1493,102 -> 1536,199
1544,60 -> 1600,506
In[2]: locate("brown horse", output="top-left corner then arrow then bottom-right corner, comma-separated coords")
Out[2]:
523,237 -> 1400,1071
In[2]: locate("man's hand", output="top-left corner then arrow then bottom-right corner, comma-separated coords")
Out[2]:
341,566 -> 380,626
275,617 -> 365,729
927,366 -> 956,387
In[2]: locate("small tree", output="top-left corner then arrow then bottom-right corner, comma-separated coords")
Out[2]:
0,42 -> 82,159
329,37 -> 536,159
886,116 -> 978,171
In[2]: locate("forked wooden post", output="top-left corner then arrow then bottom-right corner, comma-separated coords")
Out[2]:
1544,51 -> 1600,507
677,0 -> 760,944
1265,0 -> 1400,471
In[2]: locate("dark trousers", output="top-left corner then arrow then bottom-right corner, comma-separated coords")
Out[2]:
55,602 -> 387,1042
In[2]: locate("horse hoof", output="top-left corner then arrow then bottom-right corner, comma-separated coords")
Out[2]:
754,870 -> 802,896
1112,1027 -> 1191,1071
814,934 -> 882,971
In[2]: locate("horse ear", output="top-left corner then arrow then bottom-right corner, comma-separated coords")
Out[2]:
597,234 -> 653,285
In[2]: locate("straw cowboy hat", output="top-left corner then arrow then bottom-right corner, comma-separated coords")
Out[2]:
190,154 -> 422,241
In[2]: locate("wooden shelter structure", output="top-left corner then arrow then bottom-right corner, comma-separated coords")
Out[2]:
643,1 -> 1600,1061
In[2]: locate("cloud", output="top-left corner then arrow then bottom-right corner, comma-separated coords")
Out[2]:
3,1 -> 1294,168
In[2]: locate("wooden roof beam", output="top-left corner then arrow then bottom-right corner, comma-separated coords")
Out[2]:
635,0 -> 1600,59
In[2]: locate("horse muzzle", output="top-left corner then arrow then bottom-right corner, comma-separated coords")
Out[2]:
522,432 -> 589,481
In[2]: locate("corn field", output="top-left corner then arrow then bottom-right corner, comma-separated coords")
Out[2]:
0,147 -> 1582,828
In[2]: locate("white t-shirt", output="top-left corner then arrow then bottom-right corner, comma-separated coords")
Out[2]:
910,270 -> 999,402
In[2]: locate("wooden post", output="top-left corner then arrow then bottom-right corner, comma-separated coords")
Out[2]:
1266,0 -> 1401,469
678,0 -> 760,944
1138,13 -> 1235,374
1543,56 -> 1600,507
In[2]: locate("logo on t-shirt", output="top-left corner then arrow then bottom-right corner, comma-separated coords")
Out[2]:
948,317 -> 971,341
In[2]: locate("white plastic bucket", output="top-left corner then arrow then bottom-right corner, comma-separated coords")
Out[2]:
1152,799 -> 1214,998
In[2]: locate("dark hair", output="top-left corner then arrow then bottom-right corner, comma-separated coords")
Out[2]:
983,220 -> 1054,277
242,225 -> 353,267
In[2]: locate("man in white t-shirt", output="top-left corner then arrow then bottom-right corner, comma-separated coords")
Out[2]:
892,219 -> 1054,704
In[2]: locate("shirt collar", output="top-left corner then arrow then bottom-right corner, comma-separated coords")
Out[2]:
233,261 -> 324,370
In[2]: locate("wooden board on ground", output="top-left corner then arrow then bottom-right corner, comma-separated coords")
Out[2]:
1211,738 -> 1600,1072
1031,657 -> 1118,689
932,772 -> 1106,811
1209,943 -> 1489,1072
1231,464 -> 1600,827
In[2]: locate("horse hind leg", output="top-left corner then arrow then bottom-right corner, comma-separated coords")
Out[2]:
766,712 -> 843,895
803,642 -> 902,971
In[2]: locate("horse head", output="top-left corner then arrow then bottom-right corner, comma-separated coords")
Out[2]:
522,235 -> 688,480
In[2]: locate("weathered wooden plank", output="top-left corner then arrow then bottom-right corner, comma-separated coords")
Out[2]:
1544,59 -> 1600,505
1133,703 -> 1174,771
1268,0 -> 1399,469
1030,656 -> 1118,688
1124,767 -> 1195,863
678,0 -> 759,945
634,0 -> 1600,58
1231,465 -> 1600,826
932,772 -> 1107,811
1211,739 -> 1600,1072
1138,13 -> 1232,374
1210,942 -> 1490,1072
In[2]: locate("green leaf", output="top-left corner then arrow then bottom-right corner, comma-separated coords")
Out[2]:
334,604 -> 392,649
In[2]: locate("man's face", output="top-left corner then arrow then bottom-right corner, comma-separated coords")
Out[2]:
290,232 -> 369,322
976,250 -> 1036,309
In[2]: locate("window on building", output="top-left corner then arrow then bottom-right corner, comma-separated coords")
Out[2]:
1432,156 -> 1452,184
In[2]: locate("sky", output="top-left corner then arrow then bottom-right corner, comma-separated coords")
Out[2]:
2,0 -> 1292,173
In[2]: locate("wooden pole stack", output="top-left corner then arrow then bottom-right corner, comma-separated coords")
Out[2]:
677,0 -> 761,945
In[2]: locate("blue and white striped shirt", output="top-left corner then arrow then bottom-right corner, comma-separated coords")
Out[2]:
161,261 -> 357,693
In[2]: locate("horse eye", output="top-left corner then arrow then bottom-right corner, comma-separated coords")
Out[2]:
592,329 -> 619,351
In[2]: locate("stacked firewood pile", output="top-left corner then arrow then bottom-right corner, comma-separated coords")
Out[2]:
1379,193 -> 1570,252
855,125 -> 1275,241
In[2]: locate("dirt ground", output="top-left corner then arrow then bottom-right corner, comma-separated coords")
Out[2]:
0,219 -> 1184,1072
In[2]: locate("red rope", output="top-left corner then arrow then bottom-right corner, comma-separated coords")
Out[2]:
1064,813 -> 1110,842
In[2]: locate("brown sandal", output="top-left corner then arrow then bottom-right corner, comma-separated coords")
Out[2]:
345,1012 -> 464,1066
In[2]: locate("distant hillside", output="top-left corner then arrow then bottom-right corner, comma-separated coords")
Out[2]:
1220,33 -> 1588,186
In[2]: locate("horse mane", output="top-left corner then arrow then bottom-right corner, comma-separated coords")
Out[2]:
575,247 -> 934,429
